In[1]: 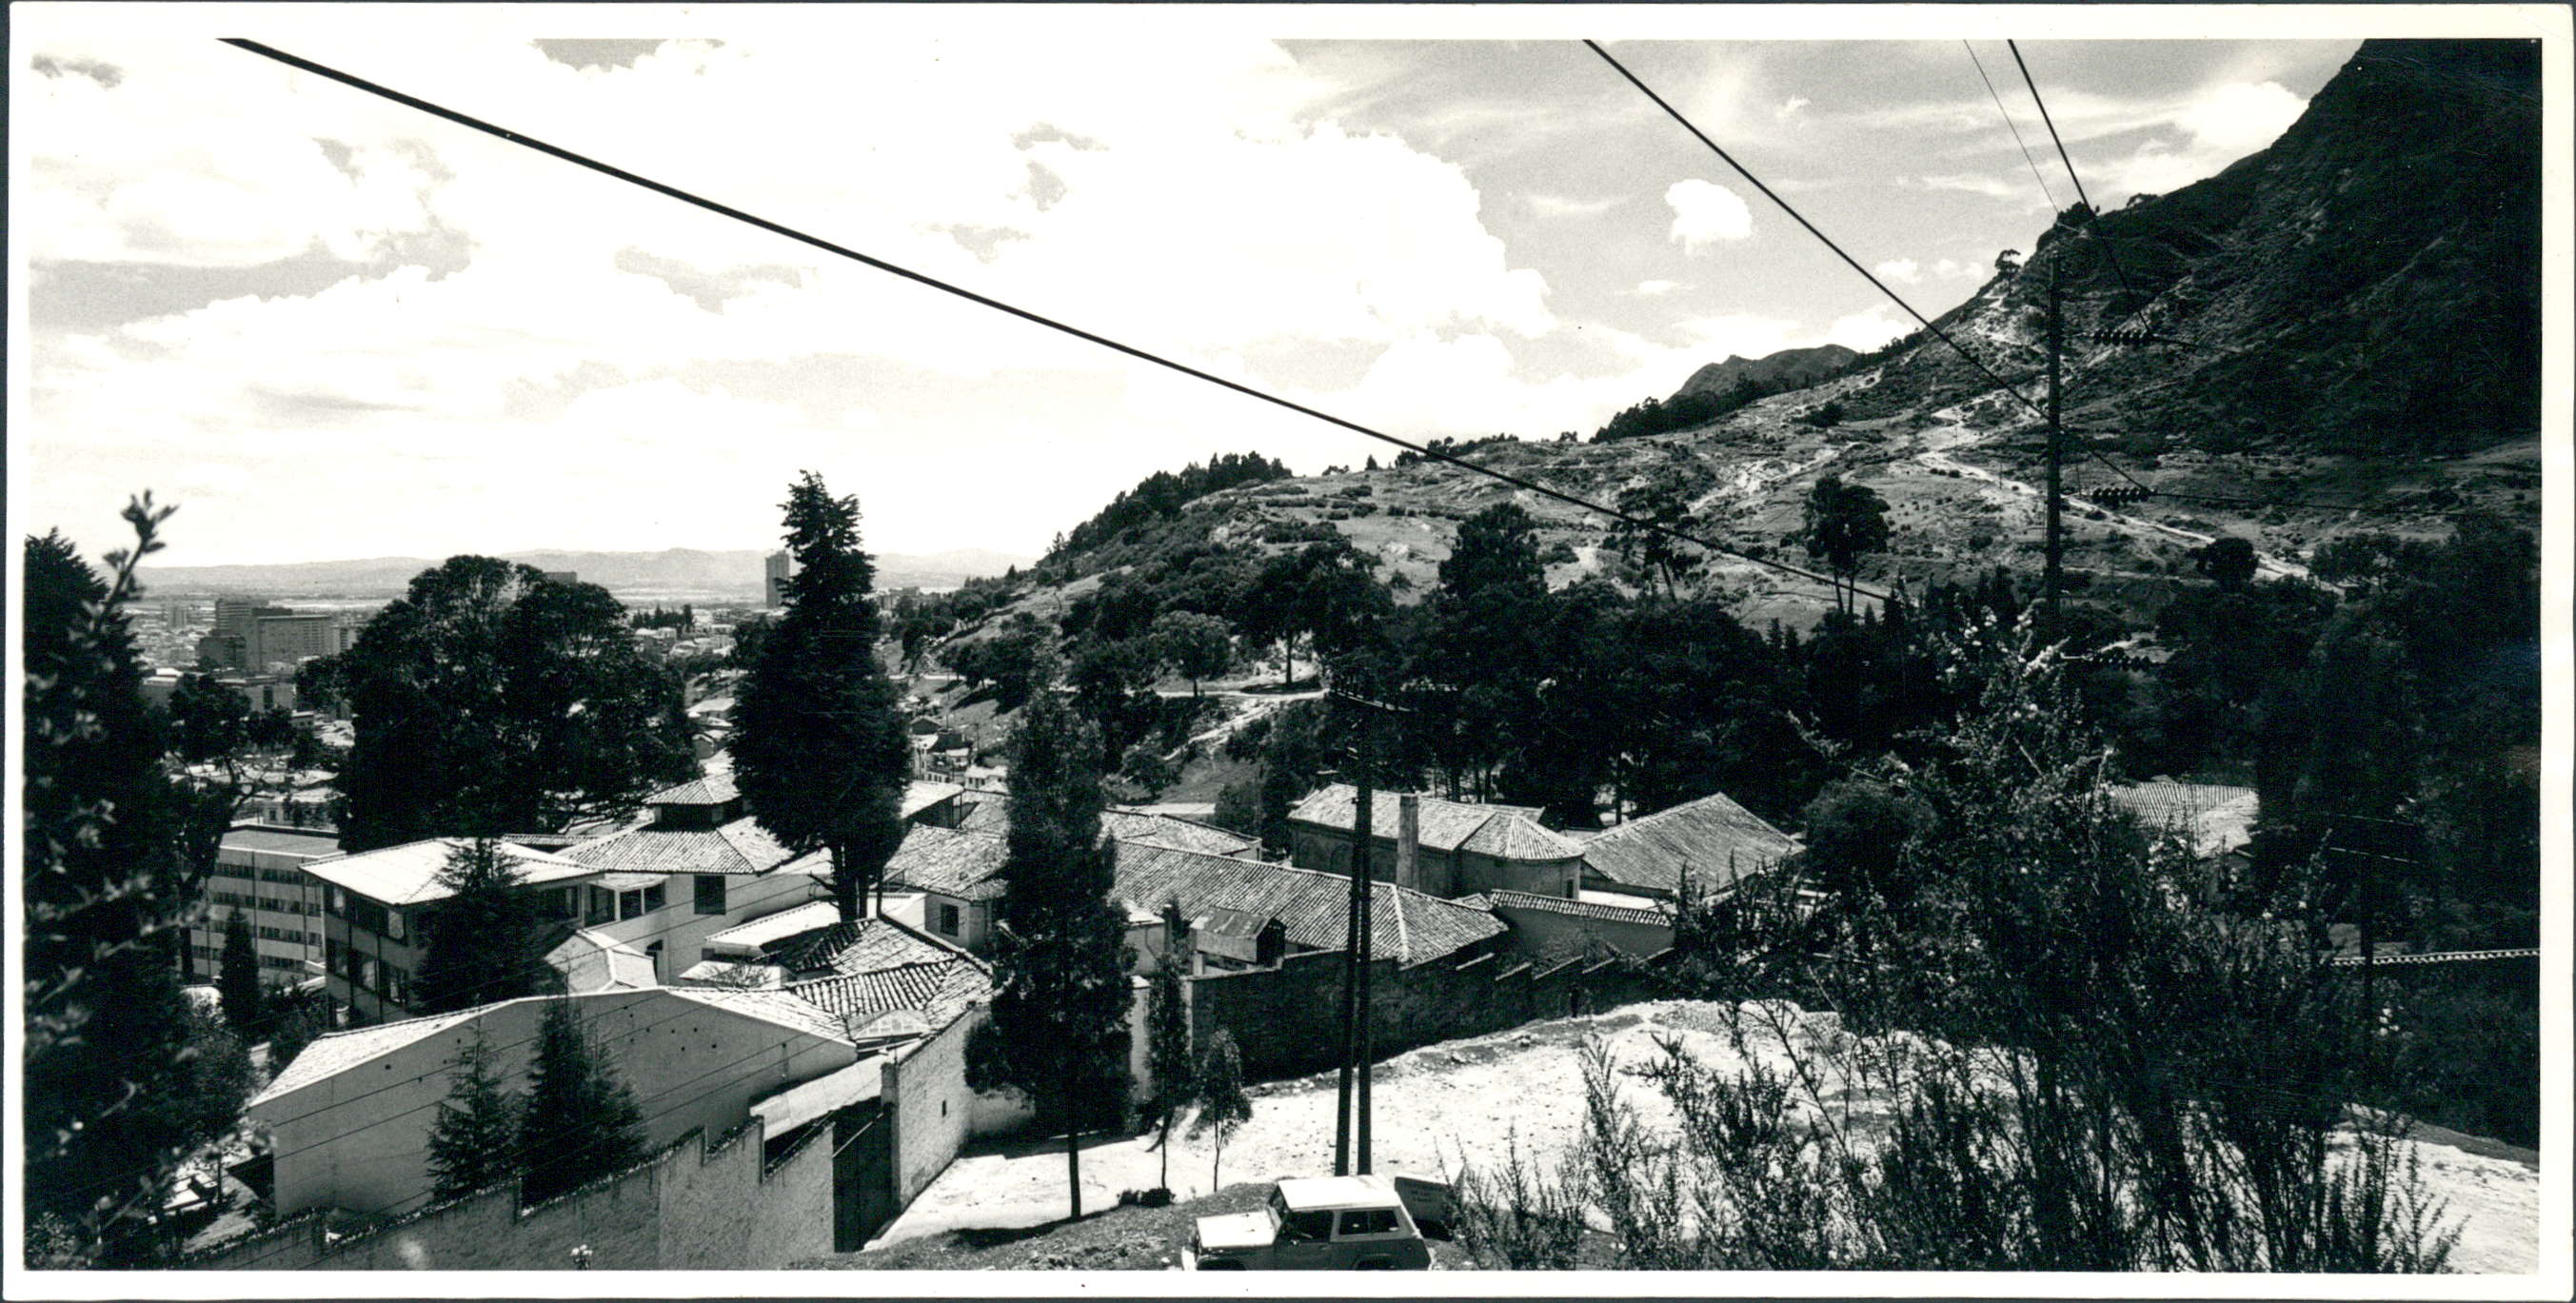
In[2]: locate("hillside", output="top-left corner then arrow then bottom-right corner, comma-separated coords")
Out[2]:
138,546 -> 1035,598
1671,344 -> 1856,403
948,38 -> 2538,640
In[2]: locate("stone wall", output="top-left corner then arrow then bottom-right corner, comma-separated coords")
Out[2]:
881,1004 -> 1036,1205
188,1115 -> 834,1271
1190,945 -> 1670,1081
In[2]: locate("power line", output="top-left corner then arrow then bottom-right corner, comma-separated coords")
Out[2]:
1962,41 -> 2062,212
2005,38 -> 2147,312
219,38 -> 1881,607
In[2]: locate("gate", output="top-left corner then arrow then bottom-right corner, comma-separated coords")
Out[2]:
833,1102 -> 897,1252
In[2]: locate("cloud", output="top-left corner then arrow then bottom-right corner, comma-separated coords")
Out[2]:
1665,179 -> 1754,252
1820,306 -> 1911,352
1774,95 -> 1811,123
1631,279 -> 1681,297
30,52 -> 122,88
1913,172 -> 2035,203
1874,258 -> 1923,285
1525,192 -> 1621,219
2103,81 -> 2308,200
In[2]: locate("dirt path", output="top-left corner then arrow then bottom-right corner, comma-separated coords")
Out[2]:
869,1001 -> 2535,1273
1913,419 -> 2311,581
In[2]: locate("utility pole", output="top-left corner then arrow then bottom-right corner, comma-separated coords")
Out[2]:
2044,262 -> 2065,631
1355,722 -> 1377,1175
1334,754 -> 1367,1176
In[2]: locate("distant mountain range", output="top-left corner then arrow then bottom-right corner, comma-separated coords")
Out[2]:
138,547 -> 1035,598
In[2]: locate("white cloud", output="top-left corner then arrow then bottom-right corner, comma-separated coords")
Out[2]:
1820,306 -> 1911,353
1525,192 -> 1621,219
1774,95 -> 1811,123
1874,258 -> 1923,285
1665,178 -> 1754,253
2103,80 -> 2308,200
1631,279 -> 1681,297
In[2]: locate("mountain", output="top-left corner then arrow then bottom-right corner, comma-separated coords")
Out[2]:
138,546 -> 1035,598
1671,345 -> 1857,404
950,38 -> 2539,639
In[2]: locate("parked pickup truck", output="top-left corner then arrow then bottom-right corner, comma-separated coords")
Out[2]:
1185,1175 -> 1437,1271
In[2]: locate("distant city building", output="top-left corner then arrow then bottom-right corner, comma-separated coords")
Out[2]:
186,823 -> 345,990
204,597 -> 291,669
249,613 -> 337,670
765,550 -> 795,607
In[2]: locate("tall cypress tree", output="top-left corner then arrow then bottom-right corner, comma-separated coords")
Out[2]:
216,909 -> 264,1034
426,1030 -> 522,1202
24,505 -> 242,1264
416,839 -> 547,1014
731,472 -> 911,921
965,661 -> 1136,1220
517,998 -> 646,1204
1143,899 -> 1198,1194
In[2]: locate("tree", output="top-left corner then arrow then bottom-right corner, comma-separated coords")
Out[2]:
1611,475 -> 1704,601
329,556 -> 696,851
1150,610 -> 1234,699
217,909 -> 265,1035
426,1030 -> 524,1202
1799,473 -> 1891,615
265,988 -> 332,1078
731,472 -> 913,922
1188,1031 -> 1253,1191
1142,900 -> 1199,1194
518,998 -> 648,1204
2194,536 -> 2258,590
965,662 -> 1137,1220
24,505 -> 242,1264
1996,247 -> 2024,275
167,673 -> 249,763
416,839 -> 549,1014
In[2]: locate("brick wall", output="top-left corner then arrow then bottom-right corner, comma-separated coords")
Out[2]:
881,1005 -> 1036,1205
1190,945 -> 1669,1081
188,1115 -> 834,1271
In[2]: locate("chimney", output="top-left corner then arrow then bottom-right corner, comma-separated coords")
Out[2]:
1397,794 -> 1420,893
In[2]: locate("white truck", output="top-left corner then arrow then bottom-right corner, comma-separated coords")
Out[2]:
1185,1175 -> 1449,1271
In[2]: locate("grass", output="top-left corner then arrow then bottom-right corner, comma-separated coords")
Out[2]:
801,1183 -> 1476,1271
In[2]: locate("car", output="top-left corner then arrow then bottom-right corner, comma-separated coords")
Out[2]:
1185,1175 -> 1434,1271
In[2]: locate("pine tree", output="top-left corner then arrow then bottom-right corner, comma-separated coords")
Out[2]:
517,998 -> 647,1204
416,839 -> 547,1014
426,1030 -> 522,1202
965,661 -> 1137,1220
1143,899 -> 1198,1194
216,909 -> 264,1035
731,472 -> 912,921
24,505 -> 245,1264
1188,1031 -> 1253,1192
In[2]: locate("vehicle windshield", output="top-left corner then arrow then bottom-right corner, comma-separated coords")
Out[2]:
1265,1189 -> 1287,1230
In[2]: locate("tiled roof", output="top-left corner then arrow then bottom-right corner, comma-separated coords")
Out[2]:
676,958 -> 787,989
559,816 -> 818,877
882,826 -> 1011,901
1578,791 -> 1799,898
785,958 -> 993,1033
250,1009 -> 481,1106
2110,782 -> 2259,858
1111,842 -> 1502,966
302,839 -> 598,907
1287,784 -> 1575,860
646,772 -> 739,806
1459,888 -> 1674,927
902,780 -> 966,820
954,798 -> 1258,858
667,986 -> 856,1044
763,917 -> 961,977
704,901 -> 843,953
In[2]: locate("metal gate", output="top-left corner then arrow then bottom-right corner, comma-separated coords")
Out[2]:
833,1102 -> 897,1252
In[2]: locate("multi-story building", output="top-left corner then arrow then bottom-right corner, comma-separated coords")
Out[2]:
203,597 -> 292,670
248,613 -> 338,671
187,824 -> 346,989
764,551 -> 795,607
307,839 -> 604,1021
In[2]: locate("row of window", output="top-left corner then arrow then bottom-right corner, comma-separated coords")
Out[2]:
185,945 -> 309,974
324,938 -> 410,1004
255,925 -> 310,945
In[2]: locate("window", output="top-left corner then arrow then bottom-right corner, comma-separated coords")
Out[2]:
586,886 -> 614,926
347,898 -> 388,936
327,886 -> 347,917
386,909 -> 406,941
618,888 -> 649,920
1338,1209 -> 1399,1237
644,882 -> 666,914
326,938 -> 345,976
694,875 -> 727,916
936,903 -> 961,936
1280,1211 -> 1334,1243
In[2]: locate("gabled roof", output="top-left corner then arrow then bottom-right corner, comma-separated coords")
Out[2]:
1458,888 -> 1673,927
645,772 -> 739,806
704,900 -> 843,953
902,780 -> 966,820
302,839 -> 598,907
785,958 -> 993,1033
1110,842 -> 1502,967
882,825 -> 1011,901
251,1008 -> 485,1106
955,798 -> 1260,858
1577,791 -> 1799,898
763,916 -> 961,977
545,928 -> 658,994
2110,781 -> 2260,858
1287,784 -> 1578,861
559,816 -> 818,878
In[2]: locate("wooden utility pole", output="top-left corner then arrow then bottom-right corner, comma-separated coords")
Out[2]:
1334,744 -> 1371,1176
1356,740 -> 1377,1175
2044,263 -> 2066,631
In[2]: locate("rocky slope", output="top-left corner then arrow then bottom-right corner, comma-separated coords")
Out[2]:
1671,344 -> 1857,403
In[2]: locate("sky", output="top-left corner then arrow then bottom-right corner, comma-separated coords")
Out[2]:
11,6 -> 2365,566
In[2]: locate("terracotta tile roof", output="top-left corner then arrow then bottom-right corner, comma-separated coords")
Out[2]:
882,826 -> 1011,901
302,839 -> 597,907
1578,791 -> 1798,898
1110,842 -> 1502,966
559,817 -> 819,878
785,958 -> 993,1033
955,799 -> 1259,858
1458,888 -> 1674,927
2110,781 -> 2259,858
1287,784 -> 1577,860
763,917 -> 961,977
646,772 -> 739,806
666,985 -> 856,1044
